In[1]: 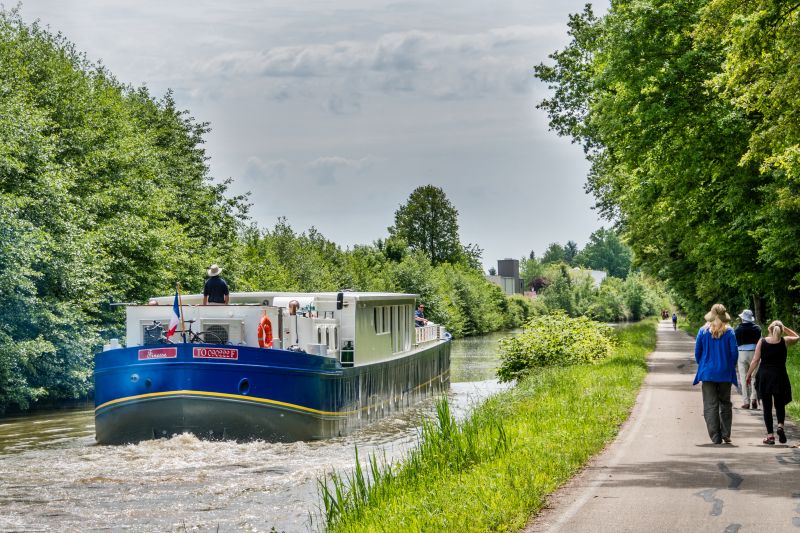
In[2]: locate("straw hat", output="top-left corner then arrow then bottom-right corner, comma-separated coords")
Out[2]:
207,264 -> 223,276
704,303 -> 730,323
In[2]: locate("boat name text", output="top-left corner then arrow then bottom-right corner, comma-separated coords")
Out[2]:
138,347 -> 178,360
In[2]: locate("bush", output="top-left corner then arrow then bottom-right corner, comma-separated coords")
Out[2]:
496,311 -> 614,382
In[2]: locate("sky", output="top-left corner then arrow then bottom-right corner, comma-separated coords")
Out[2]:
19,0 -> 610,271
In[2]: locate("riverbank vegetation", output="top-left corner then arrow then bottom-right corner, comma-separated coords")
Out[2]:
536,0 -> 800,325
496,312 -> 614,382
318,319 -> 657,532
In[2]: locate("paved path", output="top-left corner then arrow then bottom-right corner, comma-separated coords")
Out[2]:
526,320 -> 800,533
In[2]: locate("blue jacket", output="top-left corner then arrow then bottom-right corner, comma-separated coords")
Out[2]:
693,326 -> 738,385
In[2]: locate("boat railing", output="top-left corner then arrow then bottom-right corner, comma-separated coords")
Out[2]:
415,324 -> 440,344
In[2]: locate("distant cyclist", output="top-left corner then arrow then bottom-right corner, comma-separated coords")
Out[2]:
672,312 -> 678,330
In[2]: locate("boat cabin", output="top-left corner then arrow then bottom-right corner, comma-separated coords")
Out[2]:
123,291 -> 444,367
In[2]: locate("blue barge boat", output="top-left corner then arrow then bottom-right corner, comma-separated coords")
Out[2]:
94,291 -> 450,444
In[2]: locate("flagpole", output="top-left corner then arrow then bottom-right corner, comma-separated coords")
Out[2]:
177,282 -> 186,343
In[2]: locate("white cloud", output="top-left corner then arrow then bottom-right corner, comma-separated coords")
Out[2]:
244,157 -> 289,182
196,25 -> 548,103
306,155 -> 378,185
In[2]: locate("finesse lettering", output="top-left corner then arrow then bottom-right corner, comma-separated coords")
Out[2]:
138,347 -> 177,360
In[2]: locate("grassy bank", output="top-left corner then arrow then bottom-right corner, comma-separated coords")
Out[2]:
319,319 -> 657,532
786,344 -> 800,420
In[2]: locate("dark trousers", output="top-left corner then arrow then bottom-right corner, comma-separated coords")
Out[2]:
701,381 -> 732,443
761,393 -> 786,434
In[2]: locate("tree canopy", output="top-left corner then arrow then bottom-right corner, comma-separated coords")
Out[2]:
0,10 -> 246,410
575,228 -> 632,278
536,0 -> 800,321
389,185 -> 462,265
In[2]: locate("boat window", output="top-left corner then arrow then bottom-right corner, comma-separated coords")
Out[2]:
392,306 -> 400,353
374,305 -> 390,334
404,305 -> 412,351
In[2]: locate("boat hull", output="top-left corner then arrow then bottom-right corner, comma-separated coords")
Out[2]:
94,342 -> 450,444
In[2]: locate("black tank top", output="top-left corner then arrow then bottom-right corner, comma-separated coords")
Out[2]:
760,338 -> 787,369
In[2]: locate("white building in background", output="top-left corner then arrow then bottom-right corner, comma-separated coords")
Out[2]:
486,259 -> 524,295
570,267 -> 607,287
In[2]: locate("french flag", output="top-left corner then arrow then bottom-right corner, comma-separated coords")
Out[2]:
167,290 -> 180,338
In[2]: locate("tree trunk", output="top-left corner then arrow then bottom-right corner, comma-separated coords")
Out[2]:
752,294 -> 767,324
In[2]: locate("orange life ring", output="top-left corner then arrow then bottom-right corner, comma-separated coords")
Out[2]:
257,315 -> 273,348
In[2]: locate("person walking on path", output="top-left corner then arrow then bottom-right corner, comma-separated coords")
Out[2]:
734,309 -> 761,410
671,312 -> 678,330
745,320 -> 799,444
693,303 -> 738,444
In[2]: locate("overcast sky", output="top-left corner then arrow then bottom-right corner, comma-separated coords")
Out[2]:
20,0 -> 610,271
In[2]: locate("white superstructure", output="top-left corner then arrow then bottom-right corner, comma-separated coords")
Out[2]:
125,291 -> 447,367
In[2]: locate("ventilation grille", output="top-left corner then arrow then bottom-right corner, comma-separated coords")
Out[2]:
205,324 -> 229,344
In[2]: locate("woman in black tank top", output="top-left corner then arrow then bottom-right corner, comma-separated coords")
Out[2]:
746,321 -> 800,444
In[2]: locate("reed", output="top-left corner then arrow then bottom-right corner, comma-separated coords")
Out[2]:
317,319 -> 656,532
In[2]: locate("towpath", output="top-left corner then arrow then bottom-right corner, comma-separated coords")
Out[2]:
526,319 -> 800,533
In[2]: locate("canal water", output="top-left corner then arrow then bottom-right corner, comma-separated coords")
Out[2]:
0,331 -> 515,532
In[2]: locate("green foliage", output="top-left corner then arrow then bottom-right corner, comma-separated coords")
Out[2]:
319,320 -> 656,532
496,311 -> 615,382
575,227 -> 632,279
539,265 -> 576,315
320,398 -> 508,531
0,10 -> 246,412
588,277 -> 627,322
535,0 -> 800,322
229,220 -> 526,340
541,242 -> 566,264
388,185 -> 462,266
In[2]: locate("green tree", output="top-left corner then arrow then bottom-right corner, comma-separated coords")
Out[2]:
540,265 -> 575,315
564,240 -> 579,266
389,185 -> 462,265
0,10 -> 246,411
575,227 -> 632,279
535,1 -> 768,319
541,242 -> 566,264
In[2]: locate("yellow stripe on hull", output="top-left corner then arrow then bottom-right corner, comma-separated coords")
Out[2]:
95,369 -> 450,418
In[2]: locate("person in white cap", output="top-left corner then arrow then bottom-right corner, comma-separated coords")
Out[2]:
203,264 -> 229,305
734,309 -> 761,409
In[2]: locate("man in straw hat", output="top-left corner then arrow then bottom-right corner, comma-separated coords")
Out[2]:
693,303 -> 739,444
203,264 -> 229,305
734,309 -> 761,410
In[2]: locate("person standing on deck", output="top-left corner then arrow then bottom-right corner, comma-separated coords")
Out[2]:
203,264 -> 229,305
693,304 -> 739,444
745,321 -> 799,445
415,304 -> 428,327
734,309 -> 762,410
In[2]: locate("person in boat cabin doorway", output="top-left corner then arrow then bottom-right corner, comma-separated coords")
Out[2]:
203,264 -> 229,305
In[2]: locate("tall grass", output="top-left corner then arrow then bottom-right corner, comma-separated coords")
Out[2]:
785,344 -> 800,420
317,319 -> 657,532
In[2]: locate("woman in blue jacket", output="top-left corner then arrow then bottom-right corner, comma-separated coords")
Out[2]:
694,303 -> 739,444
